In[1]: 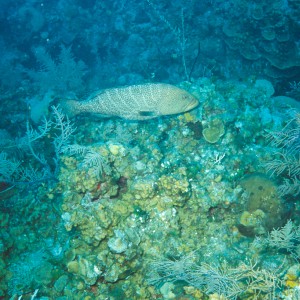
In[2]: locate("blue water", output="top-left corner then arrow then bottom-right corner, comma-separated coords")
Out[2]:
1,0 -> 300,299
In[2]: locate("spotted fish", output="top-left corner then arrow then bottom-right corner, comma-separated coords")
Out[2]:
62,83 -> 199,120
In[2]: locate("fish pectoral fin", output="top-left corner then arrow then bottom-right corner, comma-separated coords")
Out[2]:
139,111 -> 156,117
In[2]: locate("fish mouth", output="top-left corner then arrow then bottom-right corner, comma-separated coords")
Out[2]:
184,98 -> 199,111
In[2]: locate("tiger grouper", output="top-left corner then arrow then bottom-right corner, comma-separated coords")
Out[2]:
62,83 -> 199,120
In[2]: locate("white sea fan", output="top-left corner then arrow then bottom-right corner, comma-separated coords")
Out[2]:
267,220 -> 300,258
61,144 -> 88,156
82,150 -> 106,179
51,105 -> 76,155
0,152 -> 21,182
265,110 -> 300,197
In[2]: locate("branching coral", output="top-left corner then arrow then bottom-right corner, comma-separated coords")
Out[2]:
265,110 -> 300,196
0,106 -> 75,190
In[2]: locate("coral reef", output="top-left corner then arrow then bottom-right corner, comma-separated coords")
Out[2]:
1,1 -> 300,298
1,77 -> 299,299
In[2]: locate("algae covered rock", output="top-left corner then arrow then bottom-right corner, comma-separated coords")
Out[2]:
54,274 -> 69,293
239,209 -> 267,236
108,228 -> 141,255
131,177 -> 156,200
108,229 -> 129,254
67,255 -> 103,285
202,119 -> 225,143
158,174 -> 191,202
254,79 -> 275,98
34,261 -> 54,285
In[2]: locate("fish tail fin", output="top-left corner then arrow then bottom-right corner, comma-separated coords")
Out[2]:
60,100 -> 80,118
